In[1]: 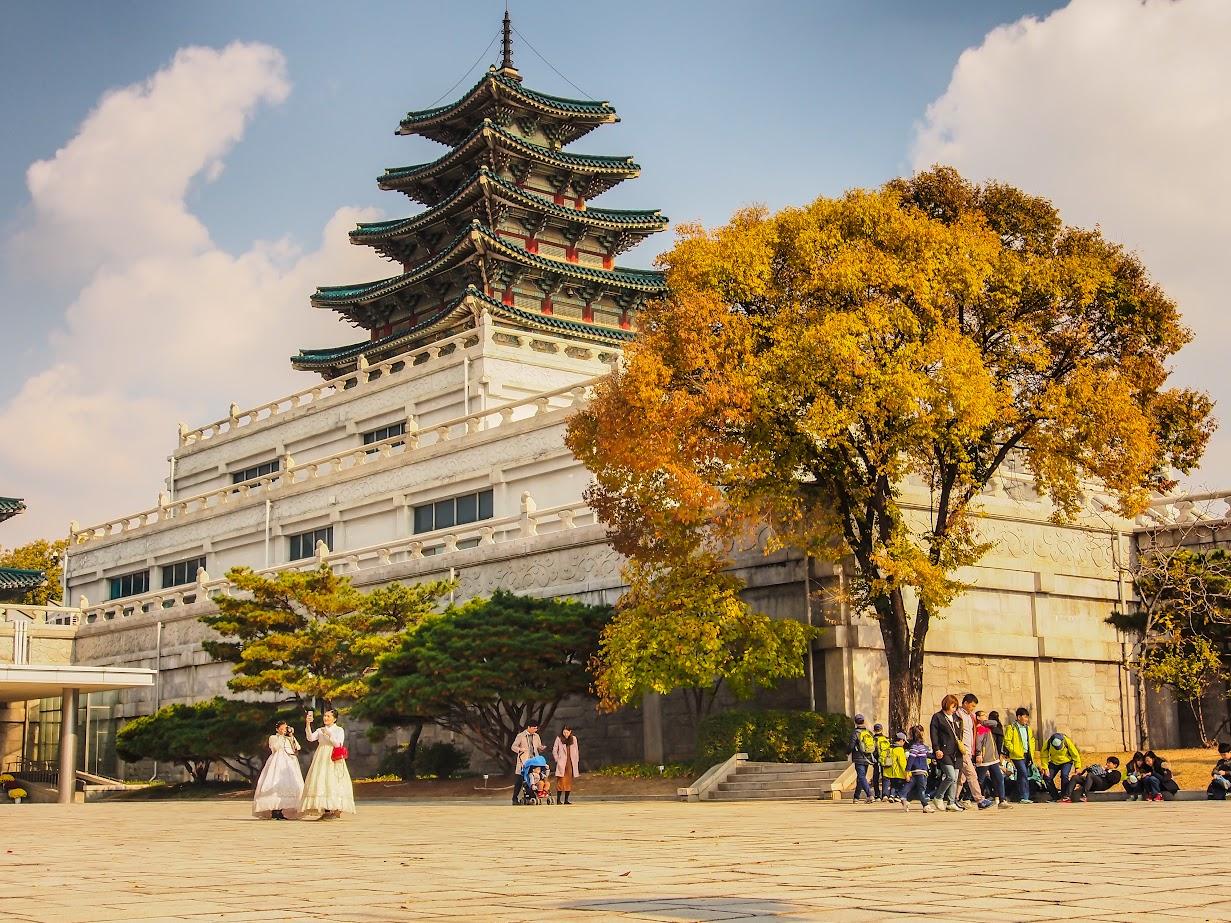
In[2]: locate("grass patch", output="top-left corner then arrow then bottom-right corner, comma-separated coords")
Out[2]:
590,762 -> 693,779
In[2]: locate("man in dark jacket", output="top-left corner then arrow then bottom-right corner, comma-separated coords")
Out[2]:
1065,756 -> 1122,802
929,694 -> 964,811
848,713 -> 875,802
1207,742 -> 1231,800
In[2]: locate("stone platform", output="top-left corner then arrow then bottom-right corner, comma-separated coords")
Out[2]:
1,800 -> 1228,922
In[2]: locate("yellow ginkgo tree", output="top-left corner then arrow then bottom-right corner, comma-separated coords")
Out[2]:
568,167 -> 1214,732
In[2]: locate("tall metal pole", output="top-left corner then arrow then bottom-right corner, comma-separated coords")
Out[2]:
57,687 -> 78,805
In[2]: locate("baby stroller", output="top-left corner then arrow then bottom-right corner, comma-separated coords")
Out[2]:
519,755 -> 552,804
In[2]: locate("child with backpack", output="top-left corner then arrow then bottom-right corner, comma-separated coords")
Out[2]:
900,725 -> 935,813
848,714 -> 876,803
871,723 -> 891,800
883,732 -> 907,801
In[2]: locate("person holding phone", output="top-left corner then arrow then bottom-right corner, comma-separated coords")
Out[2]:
252,720 -> 303,820
299,708 -> 355,819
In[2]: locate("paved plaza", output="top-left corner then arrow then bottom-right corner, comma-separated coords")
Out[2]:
1,800 -> 1228,922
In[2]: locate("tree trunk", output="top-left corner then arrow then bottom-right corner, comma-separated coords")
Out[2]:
405,721 -> 424,769
875,589 -> 920,734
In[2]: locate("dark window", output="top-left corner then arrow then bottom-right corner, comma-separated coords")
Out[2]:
413,489 -> 494,534
161,556 -> 207,588
109,569 -> 150,600
232,459 -> 280,484
289,526 -> 333,561
362,421 -> 406,446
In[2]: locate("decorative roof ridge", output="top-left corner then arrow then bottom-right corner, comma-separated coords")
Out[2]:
379,120 -> 639,188
316,221 -> 666,306
351,168 -> 667,243
398,71 -> 616,135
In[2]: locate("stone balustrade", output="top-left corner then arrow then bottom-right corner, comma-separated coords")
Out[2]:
1139,490 -> 1231,527
1,604 -> 82,627
176,327 -> 615,449
78,495 -> 593,624
70,380 -> 598,547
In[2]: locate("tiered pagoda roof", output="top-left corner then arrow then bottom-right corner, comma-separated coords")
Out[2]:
293,13 -> 667,376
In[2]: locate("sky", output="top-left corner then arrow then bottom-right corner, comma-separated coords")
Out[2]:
2,0 -> 1229,543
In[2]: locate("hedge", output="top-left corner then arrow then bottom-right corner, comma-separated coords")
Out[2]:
695,709 -> 853,766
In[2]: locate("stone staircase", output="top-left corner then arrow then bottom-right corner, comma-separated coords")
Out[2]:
710,760 -> 848,801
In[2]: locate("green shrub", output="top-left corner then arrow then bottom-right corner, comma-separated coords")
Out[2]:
695,710 -> 853,767
590,762 -> 693,779
376,745 -> 416,781
413,741 -> 471,779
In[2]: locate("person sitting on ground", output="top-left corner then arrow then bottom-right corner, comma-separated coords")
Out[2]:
1065,756 -> 1121,802
1207,742 -> 1231,800
1140,751 -> 1179,802
871,723 -> 891,801
1041,728 -> 1082,801
1122,751 -> 1147,800
1003,707 -> 1040,804
974,712 -> 1010,808
883,732 -> 908,802
848,714 -> 877,803
901,725 -> 934,813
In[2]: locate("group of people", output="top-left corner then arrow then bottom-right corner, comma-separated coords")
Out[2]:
510,721 -> 582,805
251,708 -> 356,820
848,693 -> 1208,812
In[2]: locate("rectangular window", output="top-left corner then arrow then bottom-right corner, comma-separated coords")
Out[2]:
109,569 -> 150,600
231,459 -> 280,485
161,556 -> 206,589
412,489 -> 494,534
362,421 -> 406,446
289,526 -> 333,561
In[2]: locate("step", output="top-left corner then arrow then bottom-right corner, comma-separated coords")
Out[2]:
718,778 -> 840,793
735,761 -> 847,773
729,769 -> 842,783
710,787 -> 832,800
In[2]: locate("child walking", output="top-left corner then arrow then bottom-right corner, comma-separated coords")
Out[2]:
901,725 -> 935,813
883,732 -> 907,802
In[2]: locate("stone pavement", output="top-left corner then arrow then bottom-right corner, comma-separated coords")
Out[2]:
1,800 -> 1228,922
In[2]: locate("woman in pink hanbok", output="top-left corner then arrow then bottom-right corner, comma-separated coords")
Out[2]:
252,721 -> 303,820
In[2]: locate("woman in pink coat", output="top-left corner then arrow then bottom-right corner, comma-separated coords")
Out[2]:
552,727 -> 580,804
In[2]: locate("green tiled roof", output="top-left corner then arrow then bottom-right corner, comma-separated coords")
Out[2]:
0,566 -> 45,592
0,496 -> 26,524
351,168 -> 667,245
380,121 -> 638,191
314,222 -> 666,308
293,286 -> 633,371
399,72 -> 617,141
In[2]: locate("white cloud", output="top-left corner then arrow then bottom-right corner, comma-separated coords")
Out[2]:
0,43 -> 386,542
912,0 -> 1231,491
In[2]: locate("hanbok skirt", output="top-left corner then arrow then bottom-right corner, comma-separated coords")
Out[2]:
299,742 -> 356,815
252,749 -> 304,818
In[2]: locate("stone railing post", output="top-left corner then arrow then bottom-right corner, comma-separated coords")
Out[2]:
519,492 -> 538,537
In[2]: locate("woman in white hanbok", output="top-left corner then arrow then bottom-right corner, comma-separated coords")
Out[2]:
252,721 -> 303,820
299,708 -> 355,818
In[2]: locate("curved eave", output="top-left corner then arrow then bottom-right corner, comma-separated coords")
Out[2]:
379,121 -> 638,195
397,72 -> 617,144
0,566 -> 45,591
293,286 -> 633,372
293,296 -> 475,369
318,222 -> 667,309
350,169 -> 667,248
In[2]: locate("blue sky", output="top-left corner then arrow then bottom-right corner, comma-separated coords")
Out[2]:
6,0 -> 1231,541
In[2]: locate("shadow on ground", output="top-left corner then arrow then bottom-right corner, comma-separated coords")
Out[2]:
563,896 -> 806,920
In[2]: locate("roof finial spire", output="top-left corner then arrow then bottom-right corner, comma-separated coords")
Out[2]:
498,4 -> 521,80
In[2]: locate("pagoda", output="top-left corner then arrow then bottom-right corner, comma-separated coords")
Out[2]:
293,12 -> 668,377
